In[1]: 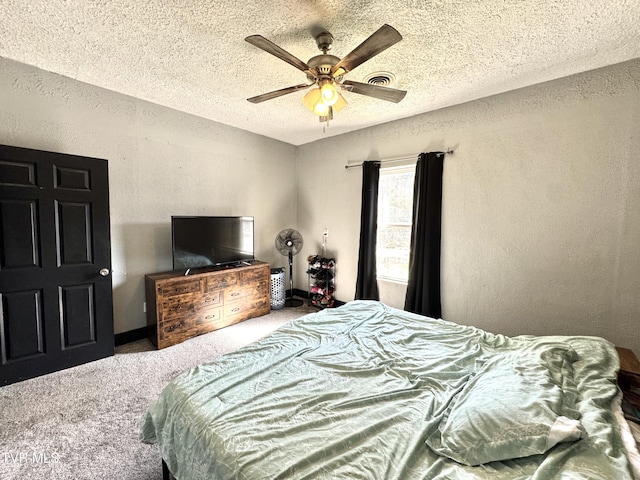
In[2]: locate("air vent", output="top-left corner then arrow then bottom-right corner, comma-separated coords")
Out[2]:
363,71 -> 397,88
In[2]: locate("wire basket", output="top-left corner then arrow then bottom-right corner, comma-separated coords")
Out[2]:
270,268 -> 286,310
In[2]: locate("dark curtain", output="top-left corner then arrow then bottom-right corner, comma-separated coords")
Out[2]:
404,152 -> 444,317
355,161 -> 381,300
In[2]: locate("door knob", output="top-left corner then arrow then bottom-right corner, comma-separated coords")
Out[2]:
99,268 -> 110,277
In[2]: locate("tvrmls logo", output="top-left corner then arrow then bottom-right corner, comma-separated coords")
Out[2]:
2,451 -> 61,464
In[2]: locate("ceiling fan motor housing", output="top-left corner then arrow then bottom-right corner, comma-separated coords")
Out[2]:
307,54 -> 341,81
315,31 -> 334,52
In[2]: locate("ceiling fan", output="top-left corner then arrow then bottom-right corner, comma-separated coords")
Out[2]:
245,24 -> 407,122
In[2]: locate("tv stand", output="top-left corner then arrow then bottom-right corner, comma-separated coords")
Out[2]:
145,261 -> 270,349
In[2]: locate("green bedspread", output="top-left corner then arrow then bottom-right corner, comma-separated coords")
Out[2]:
140,301 -> 635,479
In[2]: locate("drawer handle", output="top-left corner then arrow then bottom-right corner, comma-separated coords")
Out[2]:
231,307 -> 240,313
230,292 -> 240,297
205,314 -> 216,320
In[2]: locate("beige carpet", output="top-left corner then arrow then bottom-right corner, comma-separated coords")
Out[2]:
0,303 -> 316,480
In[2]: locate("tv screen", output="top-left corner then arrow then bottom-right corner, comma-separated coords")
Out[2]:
171,216 -> 254,270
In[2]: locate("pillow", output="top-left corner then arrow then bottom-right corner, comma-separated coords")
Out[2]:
425,343 -> 584,466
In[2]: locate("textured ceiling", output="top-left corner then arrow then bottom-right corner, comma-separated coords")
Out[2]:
2,1 -> 640,145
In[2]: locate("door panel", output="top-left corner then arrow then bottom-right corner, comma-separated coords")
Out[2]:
0,160 -> 36,187
0,145 -> 113,386
56,201 -> 92,265
0,290 -> 45,362
0,199 -> 40,269
59,283 -> 96,348
54,165 -> 91,190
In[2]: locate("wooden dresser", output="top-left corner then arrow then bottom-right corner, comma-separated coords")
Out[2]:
145,261 -> 270,349
616,346 -> 640,424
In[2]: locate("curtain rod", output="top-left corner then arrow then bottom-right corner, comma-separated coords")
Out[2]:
344,149 -> 454,169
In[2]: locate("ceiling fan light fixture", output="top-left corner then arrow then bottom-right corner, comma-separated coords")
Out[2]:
302,87 -> 321,112
332,91 -> 347,113
313,99 -> 330,116
302,83 -> 343,117
319,79 -> 338,106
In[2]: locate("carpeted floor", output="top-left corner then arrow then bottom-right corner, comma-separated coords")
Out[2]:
0,303 -> 315,480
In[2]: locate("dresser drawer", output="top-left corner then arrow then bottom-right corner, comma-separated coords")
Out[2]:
195,307 -> 223,326
159,278 -> 201,297
161,290 -> 222,321
160,308 -> 223,344
225,287 -> 248,303
195,291 -> 222,309
160,298 -> 195,320
224,281 -> 269,303
224,296 -> 270,320
206,272 -> 238,290
224,300 -> 246,318
241,266 -> 269,284
161,317 -> 193,339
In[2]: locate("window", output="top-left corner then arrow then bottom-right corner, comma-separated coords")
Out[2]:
376,165 -> 415,283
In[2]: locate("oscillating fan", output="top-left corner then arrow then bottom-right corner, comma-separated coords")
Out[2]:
275,228 -> 304,307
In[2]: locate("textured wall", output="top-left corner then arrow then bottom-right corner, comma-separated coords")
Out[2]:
297,59 -> 640,355
0,58 -> 297,335
1,55 -> 638,355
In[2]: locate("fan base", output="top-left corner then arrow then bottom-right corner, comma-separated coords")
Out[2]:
285,298 -> 304,307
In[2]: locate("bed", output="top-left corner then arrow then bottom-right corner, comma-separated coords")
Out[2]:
140,300 -> 640,479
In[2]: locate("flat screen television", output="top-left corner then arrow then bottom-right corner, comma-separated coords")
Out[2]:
171,216 -> 254,270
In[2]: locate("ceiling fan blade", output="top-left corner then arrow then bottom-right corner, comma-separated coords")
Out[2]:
247,84 -> 312,104
331,24 -> 402,77
245,35 -> 316,77
341,80 -> 407,103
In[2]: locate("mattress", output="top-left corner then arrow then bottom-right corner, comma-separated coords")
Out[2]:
140,300 -> 638,479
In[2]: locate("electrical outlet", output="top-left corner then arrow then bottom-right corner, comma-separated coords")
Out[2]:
143,302 -> 146,313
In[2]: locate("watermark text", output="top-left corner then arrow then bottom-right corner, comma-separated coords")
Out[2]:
2,451 -> 61,464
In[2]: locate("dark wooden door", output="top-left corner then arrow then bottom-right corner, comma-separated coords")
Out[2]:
0,145 -> 113,386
